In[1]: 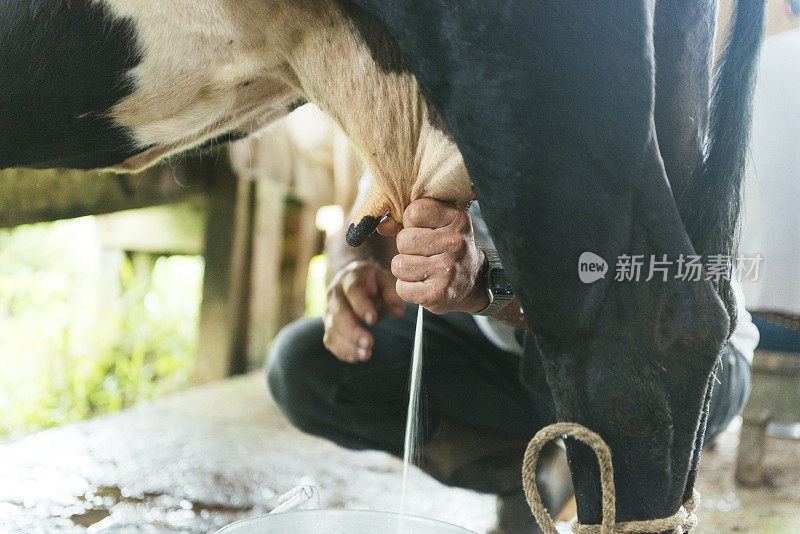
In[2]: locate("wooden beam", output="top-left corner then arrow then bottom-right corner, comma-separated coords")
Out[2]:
0,162 -> 207,229
96,201 -> 207,256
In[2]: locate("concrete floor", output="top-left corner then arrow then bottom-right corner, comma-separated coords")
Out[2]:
0,373 -> 797,533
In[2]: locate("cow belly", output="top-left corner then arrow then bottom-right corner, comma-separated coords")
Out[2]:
101,0 -> 303,170
101,0 -> 473,229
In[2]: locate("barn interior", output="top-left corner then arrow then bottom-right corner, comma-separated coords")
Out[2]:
1,1 -> 800,533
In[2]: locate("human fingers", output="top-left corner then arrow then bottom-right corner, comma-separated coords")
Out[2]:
376,216 -> 403,236
391,253 -> 454,284
396,226 -> 466,256
402,198 -> 460,230
395,278 -> 450,310
324,291 -> 374,362
340,267 -> 380,325
375,266 -> 405,316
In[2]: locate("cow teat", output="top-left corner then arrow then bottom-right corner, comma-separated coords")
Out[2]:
346,215 -> 383,247
344,133 -> 475,247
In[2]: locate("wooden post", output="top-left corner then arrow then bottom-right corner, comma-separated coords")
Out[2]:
193,156 -> 256,384
127,251 -> 159,285
735,410 -> 770,487
735,349 -> 800,486
228,129 -> 294,368
289,205 -> 322,320
246,180 -> 289,364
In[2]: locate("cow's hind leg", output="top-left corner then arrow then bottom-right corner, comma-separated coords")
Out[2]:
651,0 -> 720,511
653,0 -> 766,508
278,0 -> 473,235
389,0 -> 730,526
336,0 -> 735,527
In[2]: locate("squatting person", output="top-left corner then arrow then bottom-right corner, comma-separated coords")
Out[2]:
267,174 -> 758,534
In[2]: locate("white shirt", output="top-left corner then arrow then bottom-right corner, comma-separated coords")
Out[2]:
740,28 -> 800,315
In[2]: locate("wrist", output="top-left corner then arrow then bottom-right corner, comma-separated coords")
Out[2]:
473,248 -> 515,316
328,259 -> 377,290
467,253 -> 491,313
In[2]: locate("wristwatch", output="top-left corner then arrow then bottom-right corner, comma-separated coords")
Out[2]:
475,248 -> 515,316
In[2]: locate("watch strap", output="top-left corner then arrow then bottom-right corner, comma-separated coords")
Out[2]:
475,292 -> 512,316
475,248 -> 514,316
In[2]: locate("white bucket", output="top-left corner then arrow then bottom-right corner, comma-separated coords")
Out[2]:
215,486 -> 476,534
216,509 -> 477,534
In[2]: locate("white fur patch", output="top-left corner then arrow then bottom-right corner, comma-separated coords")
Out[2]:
100,0 -> 472,219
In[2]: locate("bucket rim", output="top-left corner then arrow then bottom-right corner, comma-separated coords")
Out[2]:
215,508 -> 478,533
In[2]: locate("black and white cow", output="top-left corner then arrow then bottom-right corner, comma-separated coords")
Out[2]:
1,0 -> 471,232
0,0 -> 766,530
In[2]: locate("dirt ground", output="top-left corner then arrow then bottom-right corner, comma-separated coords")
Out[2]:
692,420 -> 800,533
0,373 -> 797,533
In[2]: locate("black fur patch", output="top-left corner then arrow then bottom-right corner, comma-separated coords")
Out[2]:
0,0 -> 142,169
426,98 -> 452,140
334,0 -> 410,75
287,98 -> 308,113
677,0 -> 766,332
192,130 -> 249,154
334,0 -> 452,138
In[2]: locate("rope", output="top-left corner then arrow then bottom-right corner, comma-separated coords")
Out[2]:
522,422 -> 700,534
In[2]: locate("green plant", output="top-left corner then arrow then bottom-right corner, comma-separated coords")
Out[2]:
305,254 -> 328,318
0,218 -> 202,438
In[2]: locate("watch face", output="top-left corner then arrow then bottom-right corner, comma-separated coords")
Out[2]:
489,268 -> 514,297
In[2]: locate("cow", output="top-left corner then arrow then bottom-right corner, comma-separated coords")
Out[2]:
0,0 -> 766,531
1,0 -> 472,231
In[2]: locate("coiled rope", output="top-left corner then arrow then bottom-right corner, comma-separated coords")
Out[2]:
522,422 -> 700,534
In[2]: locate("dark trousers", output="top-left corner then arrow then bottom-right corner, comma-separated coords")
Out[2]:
752,315 -> 800,352
267,304 -> 749,475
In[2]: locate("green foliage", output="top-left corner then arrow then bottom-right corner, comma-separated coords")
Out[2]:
304,254 -> 328,318
0,218 -> 202,438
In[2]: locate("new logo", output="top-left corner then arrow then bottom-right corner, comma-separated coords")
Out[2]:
578,252 -> 608,283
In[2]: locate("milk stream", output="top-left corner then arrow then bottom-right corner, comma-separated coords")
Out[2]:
399,304 -> 425,518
